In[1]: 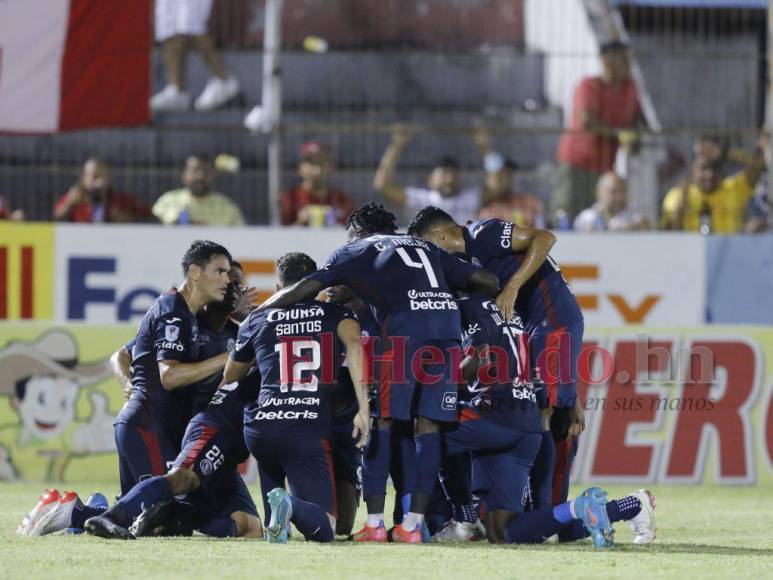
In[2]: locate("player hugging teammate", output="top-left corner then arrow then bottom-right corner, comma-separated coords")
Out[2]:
18,203 -> 656,548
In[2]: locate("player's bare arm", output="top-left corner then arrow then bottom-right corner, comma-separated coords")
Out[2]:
110,345 -> 133,401
496,226 -> 556,321
468,268 -> 500,298
223,357 -> 252,384
257,278 -> 326,311
158,352 -> 229,391
337,317 -> 370,449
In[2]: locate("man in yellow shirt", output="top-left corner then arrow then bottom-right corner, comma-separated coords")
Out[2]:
661,145 -> 764,234
153,155 -> 246,226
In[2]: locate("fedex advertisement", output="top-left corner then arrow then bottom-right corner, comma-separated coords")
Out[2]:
54,225 -> 705,326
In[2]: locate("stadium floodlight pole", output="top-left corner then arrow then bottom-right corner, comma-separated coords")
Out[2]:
261,0 -> 284,225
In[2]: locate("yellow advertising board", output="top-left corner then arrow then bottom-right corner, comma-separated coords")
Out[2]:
0,223 -> 54,320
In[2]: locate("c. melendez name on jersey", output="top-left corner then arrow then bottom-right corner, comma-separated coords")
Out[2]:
407,289 -> 458,311
371,235 -> 431,252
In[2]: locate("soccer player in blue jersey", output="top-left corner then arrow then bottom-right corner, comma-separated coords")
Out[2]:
408,207 -> 584,506
113,240 -> 233,497
250,204 -> 499,543
84,371 -> 264,540
223,252 -> 370,544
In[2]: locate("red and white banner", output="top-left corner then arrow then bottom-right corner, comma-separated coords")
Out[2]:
0,0 -> 150,133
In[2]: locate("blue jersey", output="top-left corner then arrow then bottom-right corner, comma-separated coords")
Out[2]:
195,370 -> 262,432
232,300 -> 355,438
458,295 -> 542,432
306,234 -> 480,343
464,219 -> 582,330
180,315 -> 238,421
116,290 -> 199,438
125,314 -> 239,424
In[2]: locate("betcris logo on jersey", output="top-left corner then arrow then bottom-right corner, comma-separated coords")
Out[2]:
407,289 -> 458,311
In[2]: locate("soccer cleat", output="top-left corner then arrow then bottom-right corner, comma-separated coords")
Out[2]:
65,492 -> 110,535
194,75 -> 240,111
266,488 -> 293,544
150,85 -> 191,113
430,519 -> 486,543
30,491 -> 82,536
574,487 -> 615,548
627,489 -> 656,545
84,514 -> 135,540
352,522 -> 387,543
129,499 -> 173,538
17,489 -> 61,536
391,523 -> 423,544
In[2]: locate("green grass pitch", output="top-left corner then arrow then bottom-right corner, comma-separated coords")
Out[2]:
2,482 -> 772,579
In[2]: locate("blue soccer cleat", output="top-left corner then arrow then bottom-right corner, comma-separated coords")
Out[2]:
574,487 -> 614,548
266,488 -> 293,544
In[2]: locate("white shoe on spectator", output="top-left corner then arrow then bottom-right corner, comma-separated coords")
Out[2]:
150,85 -> 191,112
194,75 -> 240,111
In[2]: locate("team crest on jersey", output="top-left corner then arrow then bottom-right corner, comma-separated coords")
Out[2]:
227,338 -> 235,351
165,325 -> 180,342
199,459 -> 213,476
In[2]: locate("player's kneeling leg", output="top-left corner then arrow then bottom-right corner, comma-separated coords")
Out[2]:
266,488 -> 335,544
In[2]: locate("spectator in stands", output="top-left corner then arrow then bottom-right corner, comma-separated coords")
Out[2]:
554,40 -> 643,222
53,158 -> 151,223
745,132 -> 771,233
374,124 -> 479,223
470,126 -> 545,227
151,0 -> 240,112
280,142 -> 354,226
152,155 -> 245,225
661,138 -> 765,234
573,172 -> 649,232
0,195 -> 24,221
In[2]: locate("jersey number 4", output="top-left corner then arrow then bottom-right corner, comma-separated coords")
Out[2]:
274,340 -> 320,393
396,247 -> 439,288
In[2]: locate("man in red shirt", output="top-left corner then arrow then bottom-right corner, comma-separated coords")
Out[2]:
53,158 -> 151,223
280,142 -> 354,226
554,41 -> 642,222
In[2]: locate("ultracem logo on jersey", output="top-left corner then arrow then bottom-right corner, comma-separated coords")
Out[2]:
407,289 -> 458,311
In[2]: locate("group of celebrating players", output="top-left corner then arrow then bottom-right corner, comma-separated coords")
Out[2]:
18,203 -> 656,548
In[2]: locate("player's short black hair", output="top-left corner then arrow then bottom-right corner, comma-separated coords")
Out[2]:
407,206 -> 457,237
230,260 -> 242,271
181,240 -> 233,276
276,252 -> 317,286
345,202 -> 398,237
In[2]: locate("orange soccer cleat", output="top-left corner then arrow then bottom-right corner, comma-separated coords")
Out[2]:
352,522 -> 388,543
391,523 -> 423,544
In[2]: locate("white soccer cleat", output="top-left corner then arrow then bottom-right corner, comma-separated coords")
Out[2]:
30,490 -> 81,536
17,489 -> 61,536
150,85 -> 191,112
194,75 -> 239,111
627,489 -> 656,545
429,518 -> 486,542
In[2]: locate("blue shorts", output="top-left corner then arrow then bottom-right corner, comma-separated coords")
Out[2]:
114,422 -> 179,496
529,318 -> 584,408
331,421 -> 362,498
377,339 -> 461,422
245,431 -> 337,517
182,470 -> 258,529
442,408 -> 540,514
